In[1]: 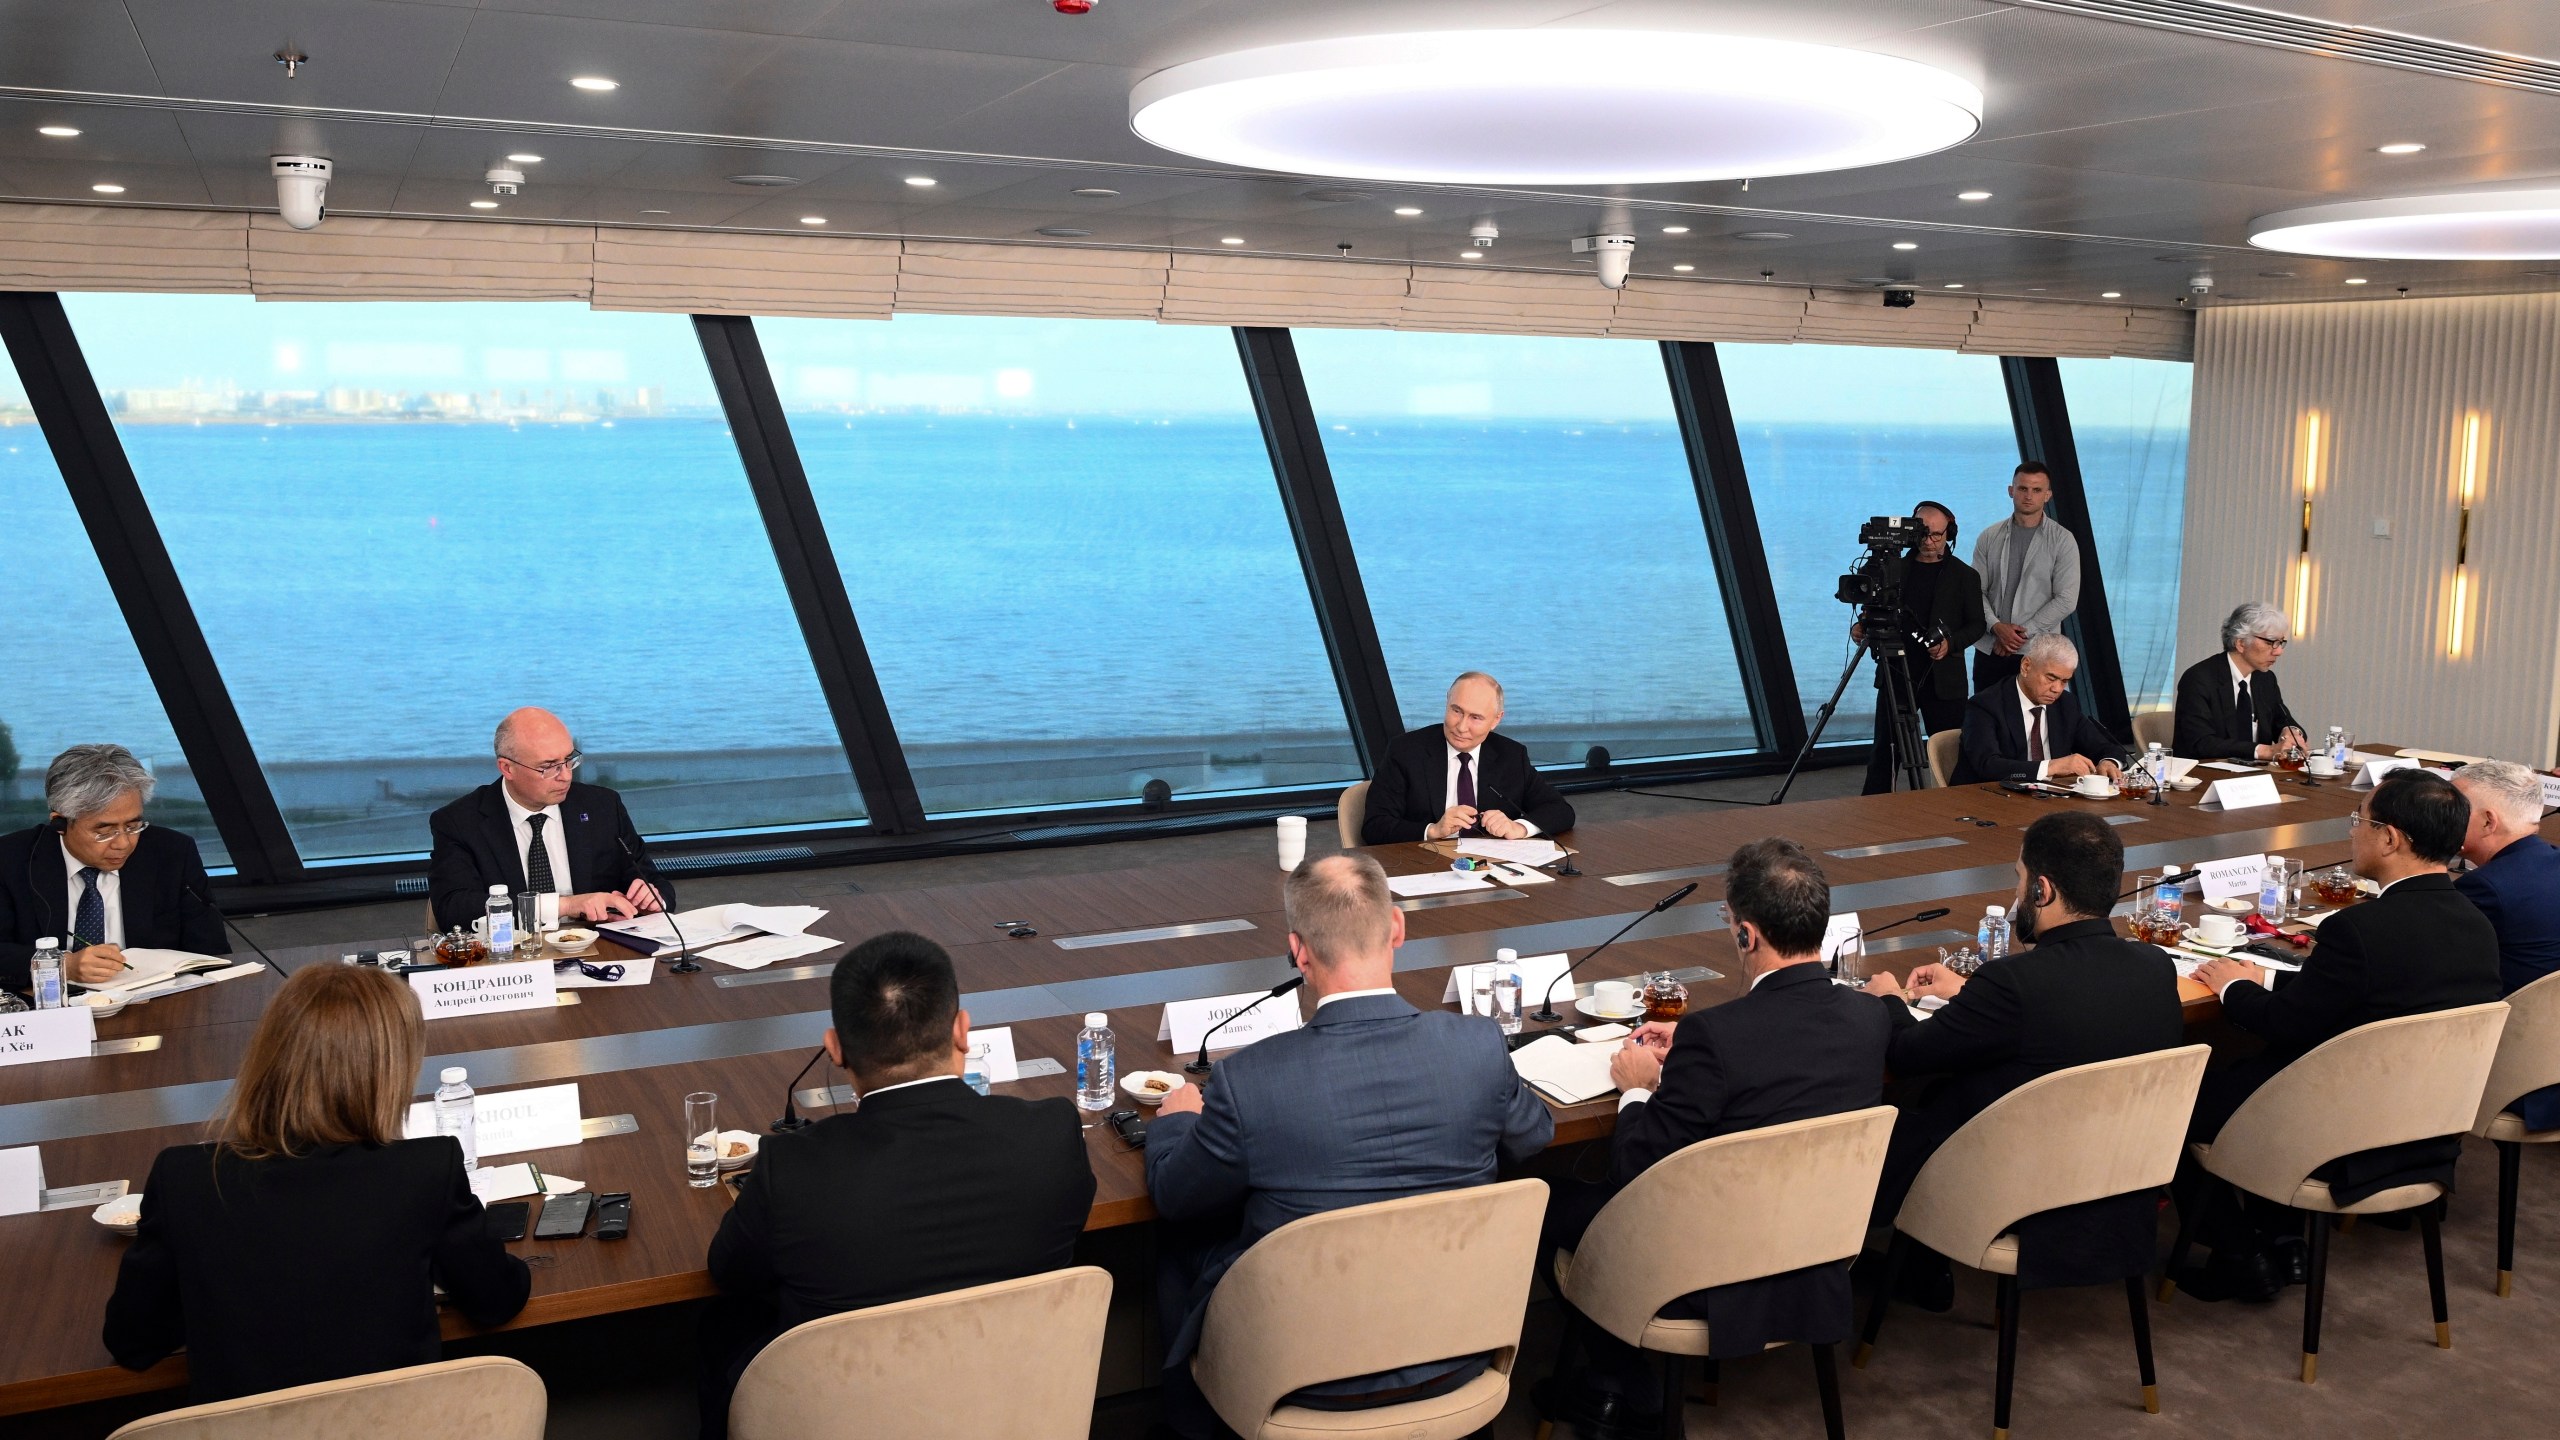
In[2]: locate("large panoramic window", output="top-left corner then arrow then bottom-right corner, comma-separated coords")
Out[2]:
60,296 -> 865,862
1293,330 -> 1752,764
0,375 -> 229,866
1719,345 -> 2021,737
2057,357 -> 2191,711
757,314 -> 1358,816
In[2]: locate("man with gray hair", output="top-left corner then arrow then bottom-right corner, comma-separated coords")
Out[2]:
1145,852 -> 1552,1437
2174,601 -> 2309,760
426,707 -> 669,931
2453,759 -> 2560,991
0,744 -> 228,996
1952,633 -> 2125,785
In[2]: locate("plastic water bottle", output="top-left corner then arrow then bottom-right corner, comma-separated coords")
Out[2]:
1978,906 -> 2010,962
28,938 -> 64,1010
434,1066 -> 478,1170
2327,726 -> 2350,770
1075,1012 -> 1115,1112
2259,872 -> 2286,927
484,884 -> 515,957
2156,865 -> 2186,926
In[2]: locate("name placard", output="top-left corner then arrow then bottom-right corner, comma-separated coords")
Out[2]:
409,961 -> 557,1020
2204,774 -> 2282,812
1443,953 -> 1571,1015
0,1007 -> 97,1069
2542,774 -> 2560,813
969,1025 -> 1021,1084
1822,913 -> 1864,968
1158,989 -> 1303,1056
2353,756 -> 2419,789
405,1082 -> 585,1160
2196,853 -> 2269,903
0,1145 -> 44,1217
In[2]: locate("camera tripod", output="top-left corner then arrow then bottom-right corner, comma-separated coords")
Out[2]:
1771,637 -> 1933,804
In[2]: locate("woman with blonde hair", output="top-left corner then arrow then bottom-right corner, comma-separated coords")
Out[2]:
103,964 -> 530,1401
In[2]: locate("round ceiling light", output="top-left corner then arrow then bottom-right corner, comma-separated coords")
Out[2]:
2251,189 -> 2560,260
1129,31 -> 1982,184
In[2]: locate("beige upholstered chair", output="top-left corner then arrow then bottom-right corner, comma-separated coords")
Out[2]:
730,1267 -> 1111,1440
1192,1179 -> 1546,1440
1546,1106 -> 1896,1440
1335,780 -> 1370,850
2164,1002 -> 2510,1382
1926,729 -> 1962,788
2130,710 -> 2175,752
106,1357 -> 544,1440
2472,971 -> 2560,1295
1859,1046 -> 2209,1437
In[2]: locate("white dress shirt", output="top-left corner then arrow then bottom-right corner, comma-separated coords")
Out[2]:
2015,685 -> 2058,782
860,1072 -> 965,1101
503,789 -> 572,895
1314,986 -> 1400,1011
1440,741 -> 1541,838
63,847 -> 124,947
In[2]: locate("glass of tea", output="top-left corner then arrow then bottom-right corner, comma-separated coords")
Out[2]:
1640,972 -> 1689,1024
2314,865 -> 2356,906
2275,740 -> 2307,772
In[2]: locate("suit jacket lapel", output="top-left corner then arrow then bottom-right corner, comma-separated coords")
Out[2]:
479,785 -> 528,893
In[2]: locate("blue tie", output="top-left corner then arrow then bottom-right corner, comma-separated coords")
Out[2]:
76,866 -> 106,948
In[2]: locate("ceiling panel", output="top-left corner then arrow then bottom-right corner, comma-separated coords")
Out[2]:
120,0 -> 477,113
0,1 -> 163,93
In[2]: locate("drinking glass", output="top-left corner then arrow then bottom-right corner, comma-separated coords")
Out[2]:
684,1092 -> 719,1188
1469,966 -> 1496,1019
2281,858 -> 2308,918
1490,973 -> 1523,1035
515,891 -> 544,949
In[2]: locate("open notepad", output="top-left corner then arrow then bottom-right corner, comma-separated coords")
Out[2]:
78,948 -> 248,995
1509,1034 -> 1620,1106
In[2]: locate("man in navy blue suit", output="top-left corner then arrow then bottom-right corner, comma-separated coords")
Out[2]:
1951,633 -> 2124,786
2455,760 -> 2560,1129
1146,851 -> 1553,1438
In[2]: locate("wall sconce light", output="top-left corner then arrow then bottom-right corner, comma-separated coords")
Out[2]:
2447,411 -> 2484,658
2288,410 -> 2324,636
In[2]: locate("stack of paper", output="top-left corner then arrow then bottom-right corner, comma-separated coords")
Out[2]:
703,932 -> 840,971
602,903 -> 829,955
1387,871 -> 1494,899
1456,838 -> 1569,867
1510,1034 -> 1620,1105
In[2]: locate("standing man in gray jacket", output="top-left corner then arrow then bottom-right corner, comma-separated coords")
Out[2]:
1970,462 -> 2081,690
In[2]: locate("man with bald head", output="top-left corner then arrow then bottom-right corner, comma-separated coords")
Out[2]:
1359,671 -> 1575,845
426,708 -> 670,930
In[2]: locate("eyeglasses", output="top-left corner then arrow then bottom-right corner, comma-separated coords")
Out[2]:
500,750 -> 583,779
2247,634 -> 2291,650
75,820 -> 150,842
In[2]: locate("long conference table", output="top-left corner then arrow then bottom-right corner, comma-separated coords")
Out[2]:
0,758 -> 2453,1414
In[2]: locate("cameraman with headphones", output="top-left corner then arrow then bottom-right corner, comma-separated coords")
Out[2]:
1848,501 -> 1985,794
0,744 -> 228,998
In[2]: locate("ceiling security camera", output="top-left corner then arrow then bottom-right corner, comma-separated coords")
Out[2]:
271,155 -> 331,230
2188,273 -> 2214,296
1882,288 -> 1917,308
484,166 -> 525,195
1571,233 -> 1635,289
1469,220 -> 1499,248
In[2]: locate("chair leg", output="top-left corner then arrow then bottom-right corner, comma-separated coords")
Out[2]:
2160,1187 -> 2205,1302
2421,1200 -> 2452,1349
1992,1275 -> 2021,1440
1660,1353 -> 1687,1440
2301,1210 -> 2330,1383
1856,1234 -> 1905,1367
1697,1357 -> 1720,1408
1812,1342 -> 1847,1440
2497,1139 -> 2522,1298
2125,1275 -> 2160,1415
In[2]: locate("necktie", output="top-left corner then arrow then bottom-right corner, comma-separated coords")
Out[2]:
75,867 -> 106,948
2235,678 -> 2256,746
525,813 -> 556,893
2027,707 -> 2047,764
1455,751 -> 1477,811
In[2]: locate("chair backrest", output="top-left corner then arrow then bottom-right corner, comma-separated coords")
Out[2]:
2477,971 -> 2560,1133
731,1267 -> 1111,1440
1895,1046 -> 2209,1268
423,898 -> 438,935
1565,1108 -> 1895,1347
2130,709 -> 2175,752
1192,1179 -> 1546,1433
1926,730 -> 1962,789
1336,780 -> 1370,850
107,1358 -> 544,1440
2213,1002 -> 2510,1201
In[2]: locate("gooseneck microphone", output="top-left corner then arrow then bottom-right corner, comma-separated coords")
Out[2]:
772,1046 -> 831,1133
1856,906 -> 1952,947
616,832 -> 696,972
181,876 -> 289,977
1186,974 -> 1306,1076
1533,882 -> 1700,1023
1475,774 -> 1581,875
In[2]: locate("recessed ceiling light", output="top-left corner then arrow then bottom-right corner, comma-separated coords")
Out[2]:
640,208 -> 672,215
1219,236 -> 1245,245
2376,142 -> 2427,155
1957,189 -> 1993,201
570,76 -> 618,91
1661,225 -> 1690,234
2101,291 -> 2122,298
91,183 -> 123,193
1072,186 -> 1121,197
1734,230 -> 1793,241
1037,226 -> 1094,237
727,174 -> 801,188
2258,270 -> 2298,278
800,215 -> 826,225
507,153 -> 543,164
2343,277 -> 2369,284
1460,249 -> 1484,259
904,176 -> 937,187
1394,206 -> 1423,216
2253,189 -> 2560,260
1129,30 -> 1983,184
1943,282 -> 1964,288
38,125 -> 80,138
1672,263 -> 1695,272
1892,241 -> 1918,251
469,200 -> 499,209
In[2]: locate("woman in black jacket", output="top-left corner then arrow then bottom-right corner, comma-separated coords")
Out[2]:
103,964 -> 530,1401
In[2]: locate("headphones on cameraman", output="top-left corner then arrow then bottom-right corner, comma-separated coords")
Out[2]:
1914,501 -> 1958,550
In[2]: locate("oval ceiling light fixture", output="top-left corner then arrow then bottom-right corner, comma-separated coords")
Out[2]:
2375,142 -> 2427,155
1129,30 -> 1982,184
570,76 -> 618,91
39,125 -> 81,137
507,153 -> 544,164
2252,189 -> 2560,260
1957,189 -> 1993,201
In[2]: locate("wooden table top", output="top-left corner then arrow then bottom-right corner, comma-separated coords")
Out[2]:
0,760 -> 2414,1414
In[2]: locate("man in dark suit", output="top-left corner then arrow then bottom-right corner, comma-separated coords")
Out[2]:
1853,502 -> 1988,794
1537,838 -> 1894,1435
426,708 -> 669,930
1359,672 -> 1574,844
0,744 -> 226,996
1950,633 -> 2124,786
1863,811 -> 2186,1305
2186,771 -> 2503,1300
702,930 -> 1096,1436
2455,761 -> 2560,1130
2173,601 -> 2308,761
1147,852 -> 1553,1438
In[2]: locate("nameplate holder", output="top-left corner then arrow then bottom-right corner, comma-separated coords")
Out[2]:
2196,853 -> 2269,904
0,1144 -> 44,1216
1822,914 -> 1864,970
579,1114 -> 637,1140
1158,990 -> 1303,1055
2202,775 -> 2282,812
409,960 -> 557,1020
404,1082 -> 585,1159
2353,756 -> 2418,789
0,1007 -> 97,1069
2543,774 -> 2560,813
967,1026 -> 1021,1084
40,1178 -> 127,1212
1444,953 -> 1570,1016
90,1035 -> 162,1056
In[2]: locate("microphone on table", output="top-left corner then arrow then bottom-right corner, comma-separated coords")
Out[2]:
181,875 -> 289,977
1531,882 -> 1699,1024
1478,775 -> 1580,877
1845,907 -> 1952,980
1186,974 -> 1306,1076
772,1045 -> 831,1133
616,833 -> 697,973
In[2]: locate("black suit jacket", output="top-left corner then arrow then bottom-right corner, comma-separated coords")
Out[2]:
103,1138 -> 530,1402
1359,726 -> 1574,845
0,824 -> 227,994
1951,679 -> 2124,785
2219,872 -> 2501,1067
2172,654 -> 2301,760
426,781 -> 667,931
1870,556 -> 1988,703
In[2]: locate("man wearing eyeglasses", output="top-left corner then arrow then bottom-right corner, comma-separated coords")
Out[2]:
0,743 -> 228,996
2173,601 -> 2310,761
426,708 -> 670,931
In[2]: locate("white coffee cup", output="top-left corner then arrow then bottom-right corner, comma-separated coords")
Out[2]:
2073,773 -> 2115,797
1589,979 -> 1637,1014
2305,758 -> 2342,777
2195,913 -> 2245,948
1276,815 -> 1307,872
